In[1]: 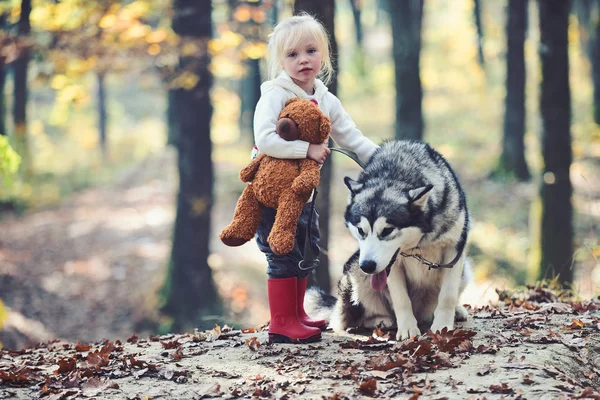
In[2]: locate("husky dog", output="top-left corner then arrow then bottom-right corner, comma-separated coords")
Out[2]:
306,140 -> 472,340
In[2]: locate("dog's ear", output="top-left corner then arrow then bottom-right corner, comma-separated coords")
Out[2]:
344,177 -> 363,194
408,184 -> 433,211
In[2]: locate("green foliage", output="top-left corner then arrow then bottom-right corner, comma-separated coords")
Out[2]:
0,135 -> 21,186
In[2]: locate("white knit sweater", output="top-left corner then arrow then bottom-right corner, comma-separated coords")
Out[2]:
253,72 -> 378,164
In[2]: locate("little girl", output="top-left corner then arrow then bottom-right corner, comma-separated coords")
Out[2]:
253,13 -> 378,344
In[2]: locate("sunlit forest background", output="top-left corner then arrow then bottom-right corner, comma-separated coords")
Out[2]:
0,0 -> 598,350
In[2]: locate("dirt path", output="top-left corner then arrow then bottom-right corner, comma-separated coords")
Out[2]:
1,288 -> 599,399
0,151 -> 179,349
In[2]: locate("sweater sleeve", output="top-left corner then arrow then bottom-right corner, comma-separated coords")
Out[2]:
328,93 -> 379,164
253,88 -> 310,159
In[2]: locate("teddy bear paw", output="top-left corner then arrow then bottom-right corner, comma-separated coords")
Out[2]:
219,227 -> 252,247
268,232 -> 295,255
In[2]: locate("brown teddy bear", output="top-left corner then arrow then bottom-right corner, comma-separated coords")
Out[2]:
219,98 -> 331,255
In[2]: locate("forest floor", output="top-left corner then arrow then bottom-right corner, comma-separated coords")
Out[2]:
1,286 -> 599,399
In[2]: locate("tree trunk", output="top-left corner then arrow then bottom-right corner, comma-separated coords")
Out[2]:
160,0 -> 221,333
240,58 -> 262,142
97,71 -> 108,157
349,0 -> 363,45
498,0 -> 530,181
473,0 -> 485,67
575,0 -> 592,53
13,0 -> 31,173
268,0 -> 279,25
0,62 -> 5,136
0,12 -> 6,137
293,0 -> 336,294
538,0 -> 574,284
591,0 -> 600,124
387,0 -> 424,140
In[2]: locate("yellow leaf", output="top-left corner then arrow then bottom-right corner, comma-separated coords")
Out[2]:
147,43 -> 161,56
220,30 -> 243,48
234,5 -> 252,23
208,39 -> 225,56
146,29 -> 167,44
99,14 -> 117,29
242,42 -> 266,60
51,74 -> 69,90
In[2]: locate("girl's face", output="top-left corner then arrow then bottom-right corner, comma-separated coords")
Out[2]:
282,34 -> 322,94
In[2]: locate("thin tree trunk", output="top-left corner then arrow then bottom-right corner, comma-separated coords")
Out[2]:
474,0 -> 485,67
387,0 -> 424,140
349,0 -> 363,45
269,0 -> 279,25
97,71 -> 108,157
591,0 -> 600,124
0,62 -> 5,136
538,0 -> 574,284
160,0 -> 221,333
240,58 -> 262,142
13,0 -> 31,173
575,0 -> 592,52
0,13 -> 6,137
293,0 -> 336,294
498,0 -> 530,180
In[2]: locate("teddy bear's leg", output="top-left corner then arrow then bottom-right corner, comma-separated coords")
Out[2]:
268,189 -> 308,255
220,185 -> 263,247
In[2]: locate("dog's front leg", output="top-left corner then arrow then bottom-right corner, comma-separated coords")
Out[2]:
387,265 -> 420,340
430,253 -> 465,333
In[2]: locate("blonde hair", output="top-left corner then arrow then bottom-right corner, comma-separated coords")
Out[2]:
266,13 -> 334,85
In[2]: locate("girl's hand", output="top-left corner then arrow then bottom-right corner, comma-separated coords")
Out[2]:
307,143 -> 331,164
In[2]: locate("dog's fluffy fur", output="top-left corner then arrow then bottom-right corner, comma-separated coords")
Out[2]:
306,140 -> 472,340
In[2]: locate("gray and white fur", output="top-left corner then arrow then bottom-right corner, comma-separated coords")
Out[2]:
306,140 -> 472,340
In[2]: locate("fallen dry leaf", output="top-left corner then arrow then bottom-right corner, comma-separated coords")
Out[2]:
358,378 -> 377,396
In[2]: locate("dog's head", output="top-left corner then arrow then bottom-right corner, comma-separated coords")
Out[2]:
344,177 -> 433,290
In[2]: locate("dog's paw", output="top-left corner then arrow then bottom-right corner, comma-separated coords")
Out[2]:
454,305 -> 469,322
396,324 -> 421,341
430,313 -> 454,333
395,314 -> 420,340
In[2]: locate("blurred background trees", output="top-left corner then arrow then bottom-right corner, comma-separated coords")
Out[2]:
538,0 -> 574,284
158,0 -> 221,333
497,0 -> 529,181
0,0 -> 598,347
386,0 -> 424,140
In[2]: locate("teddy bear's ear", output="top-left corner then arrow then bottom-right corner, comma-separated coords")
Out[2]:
284,98 -> 300,107
320,115 -> 331,139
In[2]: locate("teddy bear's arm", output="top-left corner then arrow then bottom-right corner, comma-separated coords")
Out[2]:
239,153 -> 267,182
291,159 -> 321,195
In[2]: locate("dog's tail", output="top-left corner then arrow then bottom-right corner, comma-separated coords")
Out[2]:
304,287 -> 337,323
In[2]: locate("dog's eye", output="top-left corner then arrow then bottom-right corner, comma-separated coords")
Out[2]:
380,227 -> 394,238
357,227 -> 365,237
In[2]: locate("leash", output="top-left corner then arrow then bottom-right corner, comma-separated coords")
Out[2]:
298,147 -> 364,273
298,188 -> 320,271
329,147 -> 366,169
400,234 -> 466,270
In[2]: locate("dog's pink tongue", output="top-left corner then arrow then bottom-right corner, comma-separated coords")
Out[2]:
371,270 -> 388,291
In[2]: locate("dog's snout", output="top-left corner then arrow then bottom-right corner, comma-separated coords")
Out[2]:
360,260 -> 377,274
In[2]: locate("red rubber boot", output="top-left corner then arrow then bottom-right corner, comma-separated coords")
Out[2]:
297,277 -> 327,330
268,277 -> 321,344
